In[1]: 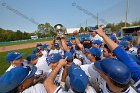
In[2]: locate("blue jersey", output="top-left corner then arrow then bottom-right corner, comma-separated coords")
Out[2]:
32,48 -> 42,54
32,49 -> 38,54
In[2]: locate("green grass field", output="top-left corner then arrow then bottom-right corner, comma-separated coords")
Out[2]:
0,47 -> 35,76
0,38 -> 52,47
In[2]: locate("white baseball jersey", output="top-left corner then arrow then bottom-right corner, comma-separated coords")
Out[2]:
54,86 -> 68,93
35,55 -> 50,76
48,68 -> 63,86
22,83 -> 47,93
42,50 -> 48,57
49,49 -> 64,56
55,85 -> 96,93
129,47 -> 138,55
90,34 -> 103,42
75,50 -> 91,64
6,65 -> 15,72
133,80 -> 140,92
80,64 -> 137,93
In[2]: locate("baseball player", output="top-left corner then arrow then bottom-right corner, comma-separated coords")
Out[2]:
96,27 -> 140,92
85,47 -> 101,64
60,35 -> 75,55
44,58 -> 96,93
49,43 -> 64,56
67,63 -> 96,93
6,51 -> 24,72
0,66 -> 47,93
47,53 -> 63,86
89,27 -> 103,42
92,40 -> 103,48
81,58 -> 137,93
102,45 -> 115,59
42,44 -> 50,57
26,54 -> 38,65
32,43 -> 43,57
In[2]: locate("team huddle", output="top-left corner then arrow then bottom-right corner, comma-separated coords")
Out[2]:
0,27 -> 140,93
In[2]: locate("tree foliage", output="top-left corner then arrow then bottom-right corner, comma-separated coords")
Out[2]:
37,23 -> 55,37
106,20 -> 140,31
85,27 -> 90,32
79,27 -> 84,33
0,28 -> 32,42
131,20 -> 140,26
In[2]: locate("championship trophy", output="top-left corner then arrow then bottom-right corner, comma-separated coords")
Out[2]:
54,24 -> 67,40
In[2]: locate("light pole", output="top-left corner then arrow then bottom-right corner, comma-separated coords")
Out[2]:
125,0 -> 129,27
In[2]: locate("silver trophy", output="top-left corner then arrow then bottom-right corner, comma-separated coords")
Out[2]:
54,24 -> 67,39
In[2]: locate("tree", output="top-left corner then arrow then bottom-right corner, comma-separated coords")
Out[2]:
37,23 -> 55,37
0,28 -> 32,42
131,20 -> 140,26
106,21 -> 130,31
79,27 -> 84,33
85,27 -> 89,32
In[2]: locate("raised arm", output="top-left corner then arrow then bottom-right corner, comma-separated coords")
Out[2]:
44,58 -> 67,93
60,35 -> 70,52
73,31 -> 85,51
95,27 -> 118,51
96,28 -> 140,82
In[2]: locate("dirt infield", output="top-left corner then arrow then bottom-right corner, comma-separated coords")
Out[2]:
0,41 -> 52,52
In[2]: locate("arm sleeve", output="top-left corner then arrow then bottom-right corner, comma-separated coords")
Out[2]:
113,46 -> 140,82
32,49 -> 36,54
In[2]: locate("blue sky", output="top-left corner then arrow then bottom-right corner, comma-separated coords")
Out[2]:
0,0 -> 139,32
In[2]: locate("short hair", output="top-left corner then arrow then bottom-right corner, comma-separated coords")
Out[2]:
104,44 -> 111,53
83,42 -> 92,49
104,44 -> 115,57
75,44 -> 80,50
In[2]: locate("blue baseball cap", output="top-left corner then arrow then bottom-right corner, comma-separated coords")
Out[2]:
43,44 -> 49,49
6,52 -> 23,62
92,40 -> 102,46
120,36 -> 132,41
119,41 -> 128,47
94,58 -> 131,84
64,52 -> 73,62
110,35 -> 117,41
0,66 -> 37,93
67,41 -> 73,46
86,47 -> 101,58
68,63 -> 88,92
126,36 -> 132,41
36,42 -> 42,47
26,54 -> 37,62
47,53 -> 62,65
54,43 -> 59,47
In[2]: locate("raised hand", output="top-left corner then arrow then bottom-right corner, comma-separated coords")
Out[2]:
95,27 -> 106,37
58,57 -> 68,66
